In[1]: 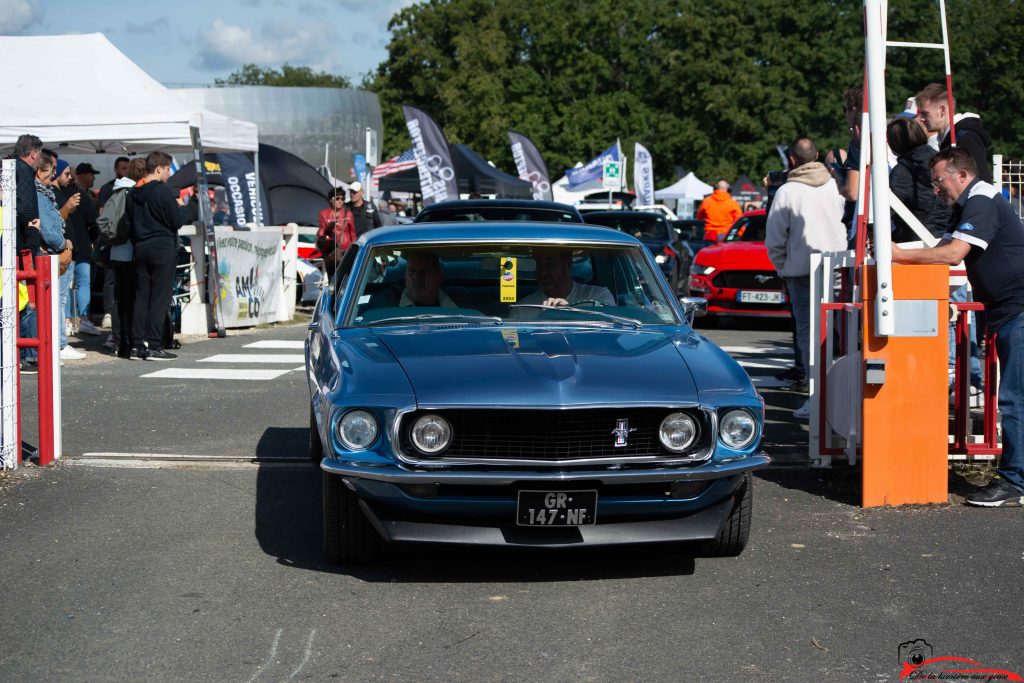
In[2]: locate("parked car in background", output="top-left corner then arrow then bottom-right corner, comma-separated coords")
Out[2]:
672,218 -> 716,262
413,199 -> 584,224
687,210 -> 789,324
583,210 -> 691,295
306,223 -> 769,564
634,204 -> 678,221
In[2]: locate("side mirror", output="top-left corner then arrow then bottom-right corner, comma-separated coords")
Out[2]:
678,297 -> 707,326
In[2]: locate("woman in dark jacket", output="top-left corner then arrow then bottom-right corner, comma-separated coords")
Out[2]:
887,117 -> 950,240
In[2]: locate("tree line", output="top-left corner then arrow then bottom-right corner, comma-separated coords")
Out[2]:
221,0 -> 1024,187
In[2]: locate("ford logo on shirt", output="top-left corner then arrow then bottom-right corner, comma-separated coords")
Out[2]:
959,222 -> 975,232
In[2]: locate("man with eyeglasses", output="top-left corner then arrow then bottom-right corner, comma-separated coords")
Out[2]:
892,147 -> 1024,507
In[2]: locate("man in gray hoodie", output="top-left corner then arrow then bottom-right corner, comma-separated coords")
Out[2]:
766,138 -> 847,417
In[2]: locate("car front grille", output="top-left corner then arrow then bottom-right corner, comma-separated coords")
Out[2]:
398,408 -> 710,464
712,270 -> 782,289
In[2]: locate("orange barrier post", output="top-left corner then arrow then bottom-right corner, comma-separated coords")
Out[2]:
861,264 -> 949,507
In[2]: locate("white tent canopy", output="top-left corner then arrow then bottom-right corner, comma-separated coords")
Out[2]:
0,34 -> 257,154
654,172 -> 713,200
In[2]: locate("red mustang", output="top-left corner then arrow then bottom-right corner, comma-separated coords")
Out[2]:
687,209 -> 790,323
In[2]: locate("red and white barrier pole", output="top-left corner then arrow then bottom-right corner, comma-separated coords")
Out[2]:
14,253 -> 59,465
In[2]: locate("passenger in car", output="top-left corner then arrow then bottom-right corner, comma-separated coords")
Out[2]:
519,248 -> 614,307
400,252 -> 458,307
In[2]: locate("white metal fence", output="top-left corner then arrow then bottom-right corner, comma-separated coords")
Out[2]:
2,160 -> 18,469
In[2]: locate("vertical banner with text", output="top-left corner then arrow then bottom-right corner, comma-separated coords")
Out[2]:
507,131 -> 553,201
213,153 -> 267,228
402,105 -> 458,205
634,143 -> 655,206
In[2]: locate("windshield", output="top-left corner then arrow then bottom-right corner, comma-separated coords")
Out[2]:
414,206 -> 582,223
724,214 -> 767,242
343,242 -> 680,327
585,213 -> 671,241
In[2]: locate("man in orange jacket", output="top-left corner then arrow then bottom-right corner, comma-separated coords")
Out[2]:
697,180 -> 743,240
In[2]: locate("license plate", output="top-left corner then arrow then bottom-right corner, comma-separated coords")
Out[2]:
738,290 -> 784,304
516,490 -> 597,526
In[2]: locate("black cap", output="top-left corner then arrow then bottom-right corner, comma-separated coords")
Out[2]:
75,163 -> 100,175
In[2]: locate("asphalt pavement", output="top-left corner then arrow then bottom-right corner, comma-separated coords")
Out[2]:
1,318 -> 1021,682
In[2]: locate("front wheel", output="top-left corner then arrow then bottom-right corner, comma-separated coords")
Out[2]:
702,474 -> 752,557
323,472 -> 382,564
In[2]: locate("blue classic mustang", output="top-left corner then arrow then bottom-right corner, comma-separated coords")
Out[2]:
306,223 -> 770,564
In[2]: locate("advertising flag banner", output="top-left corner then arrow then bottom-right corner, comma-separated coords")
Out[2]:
634,143 -> 655,205
214,153 -> 267,228
508,131 -> 552,201
402,105 -> 458,205
565,143 -> 620,189
354,153 -> 367,191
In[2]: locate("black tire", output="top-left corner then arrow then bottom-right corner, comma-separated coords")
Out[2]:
703,473 -> 752,557
323,471 -> 382,564
309,406 -> 324,467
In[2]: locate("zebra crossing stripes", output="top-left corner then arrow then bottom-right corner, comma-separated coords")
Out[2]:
243,341 -> 305,349
199,354 -> 304,364
140,368 -> 293,380
140,339 -> 306,381
719,345 -> 795,389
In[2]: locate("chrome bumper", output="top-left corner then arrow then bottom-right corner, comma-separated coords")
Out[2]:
321,453 -> 770,485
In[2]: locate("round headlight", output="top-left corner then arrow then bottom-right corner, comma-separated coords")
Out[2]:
659,412 -> 698,452
410,414 -> 452,454
719,410 -> 757,449
336,409 -> 378,450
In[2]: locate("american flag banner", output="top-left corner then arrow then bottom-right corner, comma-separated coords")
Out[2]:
371,149 -> 417,178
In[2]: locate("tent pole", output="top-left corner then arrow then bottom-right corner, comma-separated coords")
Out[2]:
191,126 -> 226,337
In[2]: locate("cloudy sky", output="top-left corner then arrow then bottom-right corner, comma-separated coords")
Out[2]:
0,0 -> 418,86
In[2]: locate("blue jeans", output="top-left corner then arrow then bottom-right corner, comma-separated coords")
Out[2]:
995,313 -> 1024,494
58,264 -> 74,349
65,260 -> 91,319
949,285 -> 983,387
784,276 -> 811,377
19,305 -> 37,362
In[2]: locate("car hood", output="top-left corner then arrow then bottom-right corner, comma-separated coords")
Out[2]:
373,326 -> 700,407
695,241 -> 770,267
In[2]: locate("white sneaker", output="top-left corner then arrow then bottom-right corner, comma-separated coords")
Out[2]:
78,320 -> 103,336
101,313 -> 112,329
59,345 -> 86,360
793,399 -> 811,420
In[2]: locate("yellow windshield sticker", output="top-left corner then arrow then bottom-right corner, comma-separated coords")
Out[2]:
500,257 -> 517,302
501,329 -> 520,348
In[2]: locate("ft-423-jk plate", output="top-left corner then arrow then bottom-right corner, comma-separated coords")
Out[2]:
516,490 -> 597,526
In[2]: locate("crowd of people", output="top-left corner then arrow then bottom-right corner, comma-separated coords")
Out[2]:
314,180 -> 415,279
12,137 -> 192,366
763,81 -> 1022,507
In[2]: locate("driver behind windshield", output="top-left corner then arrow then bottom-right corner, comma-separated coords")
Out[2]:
519,248 -> 614,307
400,252 -> 457,307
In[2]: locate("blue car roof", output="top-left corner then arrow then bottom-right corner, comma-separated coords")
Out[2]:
357,223 -> 641,247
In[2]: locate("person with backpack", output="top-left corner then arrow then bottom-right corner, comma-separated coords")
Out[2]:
97,159 -> 144,358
